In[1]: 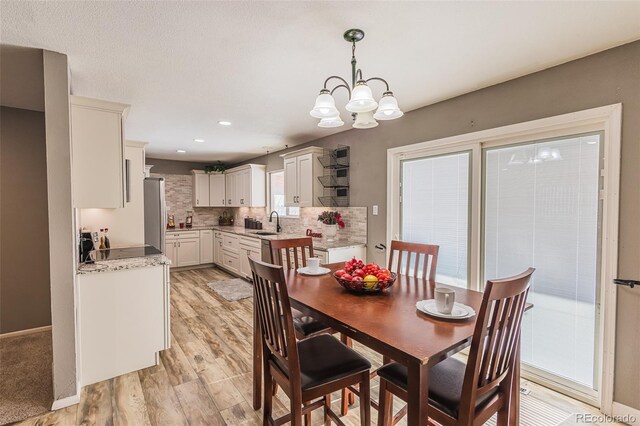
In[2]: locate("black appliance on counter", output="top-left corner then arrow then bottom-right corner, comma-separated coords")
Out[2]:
79,232 -> 94,263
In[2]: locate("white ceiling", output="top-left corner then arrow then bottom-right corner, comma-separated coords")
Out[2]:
2,1 -> 639,163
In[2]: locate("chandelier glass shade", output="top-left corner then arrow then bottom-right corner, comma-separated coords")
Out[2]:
352,110 -> 378,129
310,90 -> 340,119
310,29 -> 403,130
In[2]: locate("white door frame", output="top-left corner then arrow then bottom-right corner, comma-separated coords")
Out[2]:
387,104 -> 621,413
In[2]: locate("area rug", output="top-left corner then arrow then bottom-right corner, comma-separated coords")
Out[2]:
208,279 -> 253,301
0,329 -> 53,425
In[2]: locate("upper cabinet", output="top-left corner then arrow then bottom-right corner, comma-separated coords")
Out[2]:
192,171 -> 227,208
192,172 -> 210,207
209,173 -> 226,207
71,96 -> 130,208
225,164 -> 266,207
282,147 -> 324,207
192,164 -> 265,208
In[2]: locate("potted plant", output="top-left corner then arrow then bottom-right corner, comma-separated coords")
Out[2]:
204,161 -> 227,174
317,211 -> 345,242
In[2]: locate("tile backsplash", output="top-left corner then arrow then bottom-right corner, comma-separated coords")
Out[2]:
155,172 -> 367,243
238,206 -> 367,244
154,173 -> 227,227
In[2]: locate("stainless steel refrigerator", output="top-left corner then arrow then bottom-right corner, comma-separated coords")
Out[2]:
144,177 -> 166,253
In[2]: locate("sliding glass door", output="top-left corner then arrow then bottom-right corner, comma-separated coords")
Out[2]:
400,151 -> 470,286
483,133 -> 602,397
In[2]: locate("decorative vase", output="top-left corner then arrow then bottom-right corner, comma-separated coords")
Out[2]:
324,224 -> 338,242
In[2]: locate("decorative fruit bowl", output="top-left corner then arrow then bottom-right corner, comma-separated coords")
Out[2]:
333,258 -> 397,293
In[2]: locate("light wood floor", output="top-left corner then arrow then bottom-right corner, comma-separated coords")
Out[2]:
16,267 -> 620,426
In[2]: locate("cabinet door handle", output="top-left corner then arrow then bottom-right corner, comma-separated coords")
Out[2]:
222,199 -> 225,205
178,242 -> 181,247
228,199 -> 231,204
196,199 -> 199,205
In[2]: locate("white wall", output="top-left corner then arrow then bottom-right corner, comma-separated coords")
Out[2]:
43,49 -> 77,402
79,142 -> 146,247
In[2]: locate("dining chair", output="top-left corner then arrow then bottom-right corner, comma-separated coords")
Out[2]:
388,240 -> 439,280
376,267 -> 535,426
250,257 -> 372,426
269,238 -> 332,340
269,238 -> 357,418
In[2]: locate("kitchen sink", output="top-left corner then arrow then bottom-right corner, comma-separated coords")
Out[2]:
252,231 -> 278,236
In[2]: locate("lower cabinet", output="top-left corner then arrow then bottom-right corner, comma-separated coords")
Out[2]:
317,245 -> 366,264
78,264 -> 170,386
200,230 -> 214,264
214,231 -> 223,265
222,250 -> 240,273
166,231 -> 200,267
239,237 -> 261,279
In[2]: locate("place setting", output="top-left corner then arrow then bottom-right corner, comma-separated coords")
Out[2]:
416,286 -> 476,321
296,256 -> 331,276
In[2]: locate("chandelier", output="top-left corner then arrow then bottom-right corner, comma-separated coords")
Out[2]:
310,29 -> 404,129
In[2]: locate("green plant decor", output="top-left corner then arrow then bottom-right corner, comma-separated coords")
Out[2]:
204,162 -> 227,174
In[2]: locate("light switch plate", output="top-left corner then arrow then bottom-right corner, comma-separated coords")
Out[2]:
372,205 -> 379,215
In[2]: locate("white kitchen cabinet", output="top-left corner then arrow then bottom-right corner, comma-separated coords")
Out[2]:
166,231 -> 200,267
222,251 -> 240,274
78,264 -> 170,386
199,230 -> 214,264
225,164 -> 266,207
225,171 -> 238,206
214,231 -> 224,265
176,238 -> 200,266
239,237 -> 261,279
209,173 -> 226,207
282,147 -> 324,207
316,245 -> 366,265
71,96 -> 130,208
166,239 -> 177,266
192,171 -> 210,207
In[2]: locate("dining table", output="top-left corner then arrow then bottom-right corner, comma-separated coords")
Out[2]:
252,262 -> 526,425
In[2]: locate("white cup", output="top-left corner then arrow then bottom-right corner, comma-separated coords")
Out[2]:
307,257 -> 320,272
434,287 -> 456,314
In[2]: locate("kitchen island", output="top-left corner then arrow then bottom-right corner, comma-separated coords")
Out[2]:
76,250 -> 171,387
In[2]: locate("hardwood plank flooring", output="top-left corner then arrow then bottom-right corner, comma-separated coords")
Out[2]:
16,267 -> 622,426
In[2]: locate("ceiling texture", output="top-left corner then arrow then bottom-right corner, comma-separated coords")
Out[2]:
1,1 -> 639,162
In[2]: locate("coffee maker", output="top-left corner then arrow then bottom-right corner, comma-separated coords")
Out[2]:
79,231 -> 95,263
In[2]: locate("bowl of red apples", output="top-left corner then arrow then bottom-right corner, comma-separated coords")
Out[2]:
334,258 -> 397,293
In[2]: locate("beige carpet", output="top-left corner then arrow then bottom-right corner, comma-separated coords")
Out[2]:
0,330 -> 53,425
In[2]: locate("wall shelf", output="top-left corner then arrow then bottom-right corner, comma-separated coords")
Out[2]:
318,146 -> 350,207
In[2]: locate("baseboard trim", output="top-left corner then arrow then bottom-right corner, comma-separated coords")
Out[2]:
0,325 -> 51,339
612,402 -> 640,425
51,394 -> 80,411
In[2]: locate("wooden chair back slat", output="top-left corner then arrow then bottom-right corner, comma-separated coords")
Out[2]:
388,240 -> 439,280
270,238 -> 315,271
250,257 -> 300,377
458,267 -> 534,423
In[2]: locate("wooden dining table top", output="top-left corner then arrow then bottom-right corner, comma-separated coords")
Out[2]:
284,263 -> 486,367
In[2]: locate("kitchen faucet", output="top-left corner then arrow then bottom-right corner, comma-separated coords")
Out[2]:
269,210 -> 282,233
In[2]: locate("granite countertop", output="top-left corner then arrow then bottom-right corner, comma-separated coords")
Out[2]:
77,254 -> 171,275
167,226 -> 366,251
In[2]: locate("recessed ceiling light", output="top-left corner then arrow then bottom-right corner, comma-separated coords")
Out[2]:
194,138 -> 205,143
176,149 -> 187,153
218,121 -> 232,126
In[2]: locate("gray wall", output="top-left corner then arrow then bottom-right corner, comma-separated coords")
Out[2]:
0,107 -> 51,334
237,40 -> 640,408
145,158 -> 209,175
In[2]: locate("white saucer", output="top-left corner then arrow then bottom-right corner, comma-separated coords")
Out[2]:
297,266 -> 331,276
416,300 -> 476,320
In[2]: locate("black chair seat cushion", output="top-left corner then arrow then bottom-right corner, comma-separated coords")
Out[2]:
292,308 -> 331,336
273,334 -> 371,391
377,358 -> 499,418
